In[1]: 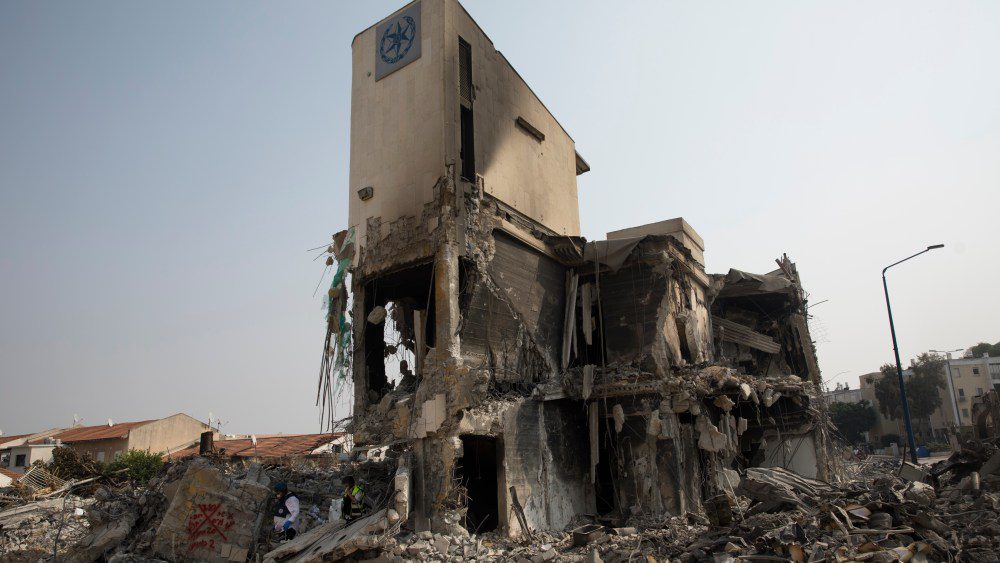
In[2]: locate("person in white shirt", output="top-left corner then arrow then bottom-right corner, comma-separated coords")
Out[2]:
272,482 -> 300,539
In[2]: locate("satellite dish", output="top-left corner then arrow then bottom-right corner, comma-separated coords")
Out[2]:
251,434 -> 258,447
73,414 -> 81,427
208,412 -> 215,428
107,418 -> 114,427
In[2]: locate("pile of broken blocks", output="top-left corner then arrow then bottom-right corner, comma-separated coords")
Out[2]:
2,439 -> 998,562
270,441 -> 1000,562
0,453 -> 398,563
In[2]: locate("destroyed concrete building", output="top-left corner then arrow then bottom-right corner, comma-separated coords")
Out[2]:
320,0 -> 830,538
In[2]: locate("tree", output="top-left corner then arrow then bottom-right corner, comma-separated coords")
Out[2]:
47,446 -> 101,480
870,364 -> 902,420
869,354 -> 946,425
829,401 -> 878,443
965,341 -> 1000,358
906,353 -> 946,424
104,449 -> 164,484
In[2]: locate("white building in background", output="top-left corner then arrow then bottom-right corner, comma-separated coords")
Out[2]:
824,382 -> 863,405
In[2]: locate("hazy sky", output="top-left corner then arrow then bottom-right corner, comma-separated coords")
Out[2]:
2,1 -> 998,436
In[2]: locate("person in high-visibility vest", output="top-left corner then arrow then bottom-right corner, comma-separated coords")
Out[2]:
341,476 -> 365,521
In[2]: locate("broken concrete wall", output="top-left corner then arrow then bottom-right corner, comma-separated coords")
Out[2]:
461,230 -> 566,386
336,0 -> 832,539
587,236 -> 712,372
758,432 -> 820,479
153,459 -> 271,562
339,153 -> 828,535
600,262 -> 668,369
502,399 -> 594,536
709,256 -> 821,386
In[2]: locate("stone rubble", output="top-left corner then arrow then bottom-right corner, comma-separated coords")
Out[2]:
2,439 -> 997,562
0,452 -> 398,562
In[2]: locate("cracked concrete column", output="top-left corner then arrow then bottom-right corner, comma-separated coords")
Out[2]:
433,170 -> 461,360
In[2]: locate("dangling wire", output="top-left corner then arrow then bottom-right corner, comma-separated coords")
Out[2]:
317,228 -> 356,432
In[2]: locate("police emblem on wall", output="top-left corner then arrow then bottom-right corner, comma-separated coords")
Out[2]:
375,2 -> 421,81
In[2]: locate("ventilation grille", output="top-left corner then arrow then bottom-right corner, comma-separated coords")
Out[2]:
459,38 -> 472,106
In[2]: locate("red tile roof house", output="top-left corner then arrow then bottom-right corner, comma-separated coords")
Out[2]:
166,433 -> 349,461
0,466 -> 24,487
0,429 -> 63,474
53,413 -> 211,462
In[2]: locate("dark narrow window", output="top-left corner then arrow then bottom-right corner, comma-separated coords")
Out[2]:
459,37 -> 475,180
459,38 -> 472,106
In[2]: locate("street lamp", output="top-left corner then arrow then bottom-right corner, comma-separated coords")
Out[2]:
930,348 -> 964,428
883,244 -> 944,464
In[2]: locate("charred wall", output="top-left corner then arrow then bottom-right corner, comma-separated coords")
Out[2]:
461,230 -> 565,388
600,262 -> 667,369
503,399 -> 594,533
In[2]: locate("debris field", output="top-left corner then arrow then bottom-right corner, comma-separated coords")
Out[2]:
1,442 -> 998,561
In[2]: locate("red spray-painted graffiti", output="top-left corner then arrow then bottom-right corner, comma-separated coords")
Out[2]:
185,502 -> 235,553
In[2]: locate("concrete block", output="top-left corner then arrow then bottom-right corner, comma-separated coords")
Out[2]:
413,393 -> 446,438
899,462 -> 928,482
152,459 -> 271,562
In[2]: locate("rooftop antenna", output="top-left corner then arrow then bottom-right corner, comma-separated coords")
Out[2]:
208,412 -> 214,430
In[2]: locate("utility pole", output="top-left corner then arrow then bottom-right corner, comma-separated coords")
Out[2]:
930,349 -> 963,428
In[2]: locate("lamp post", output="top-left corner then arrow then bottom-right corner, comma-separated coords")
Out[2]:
883,244 -> 944,464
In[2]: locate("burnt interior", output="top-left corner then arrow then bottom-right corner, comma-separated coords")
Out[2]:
363,263 -> 436,404
458,434 -> 500,533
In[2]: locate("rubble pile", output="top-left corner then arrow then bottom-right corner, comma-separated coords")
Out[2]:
0,453 -> 400,562
3,439 -> 997,561
0,496 -> 94,562
317,444 -> 1000,563
268,457 -> 396,517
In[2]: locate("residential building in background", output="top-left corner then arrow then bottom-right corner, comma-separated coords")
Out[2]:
0,467 -> 24,487
0,429 -> 64,474
824,382 -> 863,404
0,413 -> 210,472
53,413 -> 210,462
167,432 -> 350,461
921,353 -> 1000,435
859,353 -> 1000,446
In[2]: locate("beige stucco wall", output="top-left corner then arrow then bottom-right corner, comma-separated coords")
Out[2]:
929,358 -> 996,431
349,0 -> 447,250
6,446 -> 38,472
348,0 -> 582,252
127,413 -> 209,454
69,438 -> 129,462
445,0 -> 580,236
858,372 -> 905,443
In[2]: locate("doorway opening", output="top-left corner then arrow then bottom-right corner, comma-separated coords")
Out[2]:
458,435 -> 500,533
594,409 -> 619,515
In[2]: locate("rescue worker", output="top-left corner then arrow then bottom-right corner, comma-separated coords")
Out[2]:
341,476 -> 365,521
272,482 -> 300,540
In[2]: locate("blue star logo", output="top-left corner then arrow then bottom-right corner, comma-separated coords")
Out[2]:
379,16 -> 416,64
